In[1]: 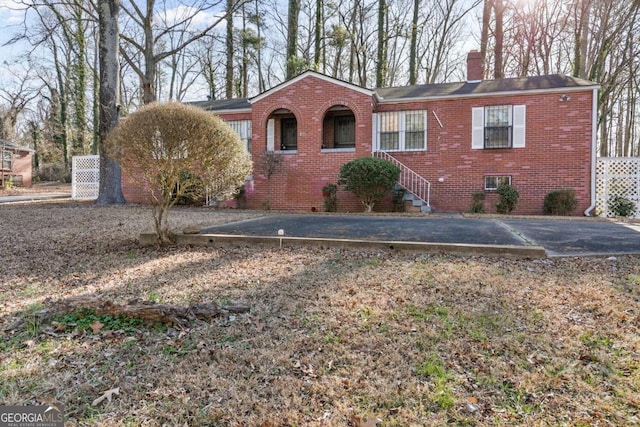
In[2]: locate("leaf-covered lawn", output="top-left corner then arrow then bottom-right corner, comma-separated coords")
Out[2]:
1,202 -> 639,426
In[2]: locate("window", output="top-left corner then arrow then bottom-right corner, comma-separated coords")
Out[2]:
472,105 -> 526,150
333,115 -> 355,149
280,118 -> 297,150
379,112 -> 400,150
227,120 -> 252,154
484,175 -> 511,190
405,111 -> 426,150
2,151 -> 11,170
151,130 -> 188,160
374,110 -> 427,151
484,105 -> 512,148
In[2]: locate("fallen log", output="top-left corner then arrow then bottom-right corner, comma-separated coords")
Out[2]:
4,296 -> 250,332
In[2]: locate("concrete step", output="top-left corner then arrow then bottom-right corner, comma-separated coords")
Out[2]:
403,193 -> 433,213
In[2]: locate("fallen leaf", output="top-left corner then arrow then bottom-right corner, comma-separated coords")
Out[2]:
91,321 -> 104,334
92,387 -> 120,406
350,414 -> 381,427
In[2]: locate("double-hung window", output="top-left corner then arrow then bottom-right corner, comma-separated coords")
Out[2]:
227,120 -> 252,154
472,105 -> 526,149
374,110 -> 427,151
484,105 -> 512,148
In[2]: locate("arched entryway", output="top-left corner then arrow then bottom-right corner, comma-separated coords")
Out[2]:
322,105 -> 356,150
266,108 -> 298,151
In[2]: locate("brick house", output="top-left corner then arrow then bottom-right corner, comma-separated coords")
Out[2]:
124,53 -> 599,215
1,140 -> 34,187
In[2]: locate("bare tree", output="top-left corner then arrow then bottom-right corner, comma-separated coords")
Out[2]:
119,0 -> 241,104
0,64 -> 41,141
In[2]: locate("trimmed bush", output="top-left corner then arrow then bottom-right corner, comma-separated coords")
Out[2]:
322,183 -> 338,212
496,184 -> 519,214
338,157 -> 400,212
543,189 -> 578,215
109,102 -> 251,244
469,191 -> 486,213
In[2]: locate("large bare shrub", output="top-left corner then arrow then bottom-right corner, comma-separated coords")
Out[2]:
109,102 -> 252,244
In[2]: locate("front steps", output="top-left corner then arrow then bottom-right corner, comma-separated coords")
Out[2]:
403,191 -> 433,213
374,150 -> 432,213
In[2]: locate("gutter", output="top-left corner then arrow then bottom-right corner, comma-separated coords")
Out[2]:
584,87 -> 599,216
376,85 -> 600,105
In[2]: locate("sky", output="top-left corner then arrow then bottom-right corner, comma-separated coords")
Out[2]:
0,0 -> 228,103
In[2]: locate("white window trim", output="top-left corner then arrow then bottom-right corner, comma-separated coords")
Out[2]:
226,120 -> 252,154
472,105 -> 526,149
484,175 -> 512,190
373,110 -> 428,152
267,119 -> 275,151
321,147 -> 356,154
2,151 -> 12,170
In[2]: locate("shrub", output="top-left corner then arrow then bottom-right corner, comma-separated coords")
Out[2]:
322,183 -> 338,212
496,184 -> 519,214
609,195 -> 637,217
543,189 -> 577,215
109,102 -> 252,244
469,191 -> 485,213
393,188 -> 406,212
259,150 -> 284,210
338,157 -> 400,212
234,184 -> 248,209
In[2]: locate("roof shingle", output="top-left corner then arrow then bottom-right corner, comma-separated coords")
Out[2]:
376,74 -> 598,101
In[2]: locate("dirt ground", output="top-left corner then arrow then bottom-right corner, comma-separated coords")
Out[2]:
1,200 -> 639,426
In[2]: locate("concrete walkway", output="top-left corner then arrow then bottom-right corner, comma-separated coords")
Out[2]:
0,193 -> 71,203
197,214 -> 640,258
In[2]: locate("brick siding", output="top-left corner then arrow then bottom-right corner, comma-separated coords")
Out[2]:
121,75 -> 594,215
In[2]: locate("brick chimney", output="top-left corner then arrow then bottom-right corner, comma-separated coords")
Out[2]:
466,50 -> 483,82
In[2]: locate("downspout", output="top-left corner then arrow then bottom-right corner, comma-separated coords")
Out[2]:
584,87 -> 599,216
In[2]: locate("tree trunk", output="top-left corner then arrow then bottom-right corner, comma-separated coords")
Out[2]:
140,0 -> 156,104
72,7 -> 87,155
30,122 -> 40,170
52,46 -> 69,171
408,0 -> 420,85
241,3 -> 249,98
226,0 -> 234,98
376,0 -> 387,87
480,0 -> 492,79
314,0 -> 323,70
286,0 -> 301,79
96,0 -> 126,205
493,0 -> 504,79
92,32 -> 100,155
572,0 -> 590,78
255,0 -> 265,92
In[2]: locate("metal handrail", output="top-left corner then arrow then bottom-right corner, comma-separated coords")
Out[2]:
373,150 -> 431,207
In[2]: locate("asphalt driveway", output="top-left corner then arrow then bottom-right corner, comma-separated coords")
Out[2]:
200,214 -> 640,257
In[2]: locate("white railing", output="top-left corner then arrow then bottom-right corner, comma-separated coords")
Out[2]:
373,150 -> 431,208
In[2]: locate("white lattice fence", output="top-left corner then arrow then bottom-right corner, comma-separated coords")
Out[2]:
72,155 -> 100,200
596,157 -> 640,218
